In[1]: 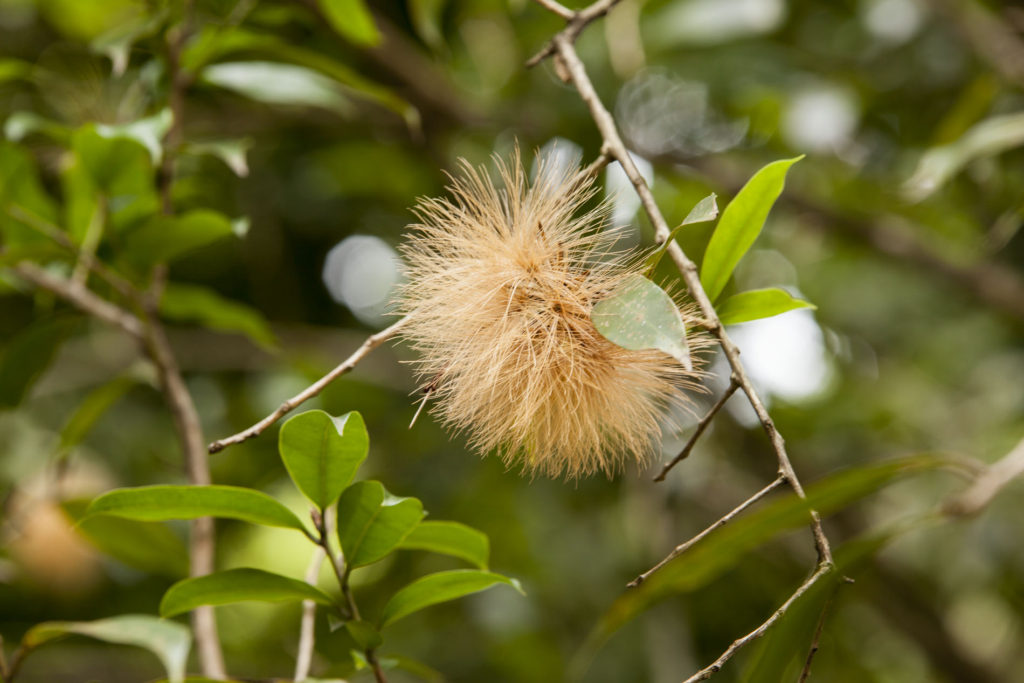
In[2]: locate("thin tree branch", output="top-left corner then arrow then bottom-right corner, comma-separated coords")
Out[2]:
681,563 -> 833,683
208,316 -> 408,453
943,435 -> 1024,516
294,545 -> 326,682
798,578 -> 850,683
542,5 -> 833,568
526,0 -> 623,67
534,0 -> 576,21
654,378 -> 740,482
628,475 -> 786,588
6,262 -> 144,338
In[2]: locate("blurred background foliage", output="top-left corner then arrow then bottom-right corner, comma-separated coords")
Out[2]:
1,0 -> 1023,681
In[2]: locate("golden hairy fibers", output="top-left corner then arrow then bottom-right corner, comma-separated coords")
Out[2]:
394,149 -> 704,479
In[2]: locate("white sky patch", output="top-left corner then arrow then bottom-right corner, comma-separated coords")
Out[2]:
783,86 -> 860,154
322,235 -> 401,326
606,153 -> 653,227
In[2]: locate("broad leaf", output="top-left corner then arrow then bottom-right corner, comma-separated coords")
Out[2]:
160,568 -> 334,617
398,520 -> 490,569
94,109 -> 174,164
185,139 -> 251,177
591,273 -> 692,371
280,410 -> 368,510
71,124 -> 155,194
122,209 -> 235,267
336,481 -> 424,568
344,620 -> 383,649
644,193 -> 719,273
318,0 -> 381,46
160,283 -> 276,351
84,485 -> 311,535
717,288 -> 815,326
202,61 -> 353,113
701,157 -> 802,302
0,316 -> 79,408
380,570 -> 524,628
23,615 -> 190,683
0,142 -> 59,244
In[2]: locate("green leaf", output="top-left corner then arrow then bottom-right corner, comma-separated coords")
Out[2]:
184,139 -> 252,177
202,61 -> 353,113
398,520 -> 490,570
71,123 -> 156,194
63,500 -> 189,578
344,620 -> 383,649
379,569 -> 524,628
0,58 -> 32,85
160,568 -> 334,617
58,376 -> 137,453
318,0 -> 381,46
23,615 -> 190,683
408,0 -> 447,51
122,209 -> 236,267
280,410 -> 369,510
717,288 -> 816,326
591,273 -> 692,371
700,156 -> 803,302
159,283 -> 276,351
90,9 -> 167,76
336,481 -> 424,568
84,485 -> 311,535
4,112 -> 72,144
94,109 -> 174,164
0,316 -> 79,408
0,142 -> 60,245
644,193 -> 718,273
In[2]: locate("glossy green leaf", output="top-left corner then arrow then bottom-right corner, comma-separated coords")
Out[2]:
380,570 -> 524,628
202,61 -> 353,113
344,620 -> 383,649
84,485 -> 311,535
280,410 -> 368,510
717,288 -> 816,326
398,520 -> 490,569
336,480 -> 424,568
160,568 -> 334,617
318,0 -> 381,46
644,193 -> 718,273
591,273 -> 691,371
0,316 -> 79,408
63,500 -> 189,578
122,209 -> 235,266
58,376 -> 137,452
160,283 -> 276,351
701,156 -> 802,302
23,616 -> 190,683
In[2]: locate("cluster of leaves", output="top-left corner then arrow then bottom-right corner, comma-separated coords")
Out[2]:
7,409 -> 521,681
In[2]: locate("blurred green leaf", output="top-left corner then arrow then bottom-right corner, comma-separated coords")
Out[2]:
58,375 -> 137,453
318,0 -> 381,46
85,485 -> 311,535
717,288 -> 815,326
23,615 -> 190,683
95,109 -> 173,164
63,499 -> 189,578
280,410 -> 368,510
184,139 -> 252,177
701,156 -> 802,302
380,569 -> 524,628
0,142 -> 59,244
592,273 -> 691,371
408,0 -> 447,52
0,58 -> 32,85
905,111 -> 1024,201
160,283 -> 276,351
122,209 -> 235,267
90,9 -> 166,76
3,112 -> 71,144
0,316 -> 79,408
398,520 -> 490,570
644,193 -> 718,273
344,619 -> 383,649
336,480 -> 424,568
202,61 -> 354,113
160,568 -> 334,617
72,123 -> 156,194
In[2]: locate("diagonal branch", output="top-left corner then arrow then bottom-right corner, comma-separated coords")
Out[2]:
654,377 -> 740,482
943,435 -> 1024,516
208,316 -> 408,453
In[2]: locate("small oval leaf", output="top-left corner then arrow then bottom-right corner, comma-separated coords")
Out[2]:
280,410 -> 368,510
717,288 -> 815,326
160,568 -> 335,617
591,273 -> 692,371
380,570 -> 524,629
84,485 -> 310,535
398,520 -> 490,570
24,616 -> 190,683
645,193 -> 719,273
701,156 -> 803,302
337,481 -> 424,568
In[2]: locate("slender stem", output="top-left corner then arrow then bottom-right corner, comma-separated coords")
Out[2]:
944,435 -> 1024,516
294,546 -> 326,682
654,378 -> 740,482
208,317 -> 408,453
798,578 -> 849,683
628,475 -> 786,587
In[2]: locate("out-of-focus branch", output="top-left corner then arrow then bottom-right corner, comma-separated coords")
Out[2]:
944,436 -> 1024,516
208,317 -> 408,453
654,377 -> 739,482
294,545 -> 326,681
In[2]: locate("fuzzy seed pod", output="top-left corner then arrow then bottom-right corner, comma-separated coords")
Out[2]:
394,149 -> 704,479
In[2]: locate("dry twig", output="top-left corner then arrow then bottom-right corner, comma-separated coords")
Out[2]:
654,377 -> 740,482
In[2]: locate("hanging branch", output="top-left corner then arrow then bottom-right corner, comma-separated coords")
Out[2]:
654,377 -> 740,482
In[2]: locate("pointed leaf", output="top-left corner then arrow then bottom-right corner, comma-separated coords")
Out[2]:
201,61 -> 353,113
185,139 -> 252,177
701,157 -> 802,301
84,485 -> 310,535
336,481 -> 424,568
280,410 -> 368,510
591,273 -> 692,371
160,283 -> 276,351
398,520 -> 490,569
122,209 -> 235,267
644,193 -> 718,273
318,0 -> 381,46
24,616 -> 190,683
717,288 -> 815,326
160,568 -> 334,617
380,570 -> 524,628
